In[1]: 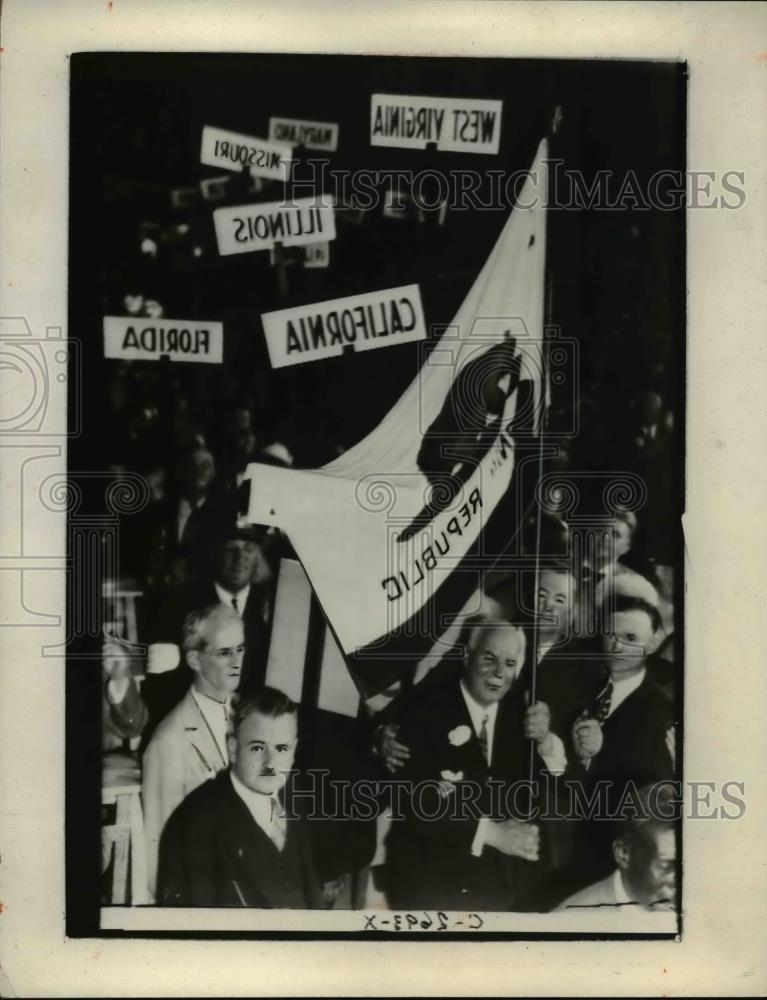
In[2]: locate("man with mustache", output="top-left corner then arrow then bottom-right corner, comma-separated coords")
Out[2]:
157,688 -> 321,909
142,604 -> 245,898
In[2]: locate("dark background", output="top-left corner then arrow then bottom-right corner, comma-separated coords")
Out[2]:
69,52 -> 685,468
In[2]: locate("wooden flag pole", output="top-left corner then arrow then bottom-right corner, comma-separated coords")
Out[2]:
527,106 -> 562,805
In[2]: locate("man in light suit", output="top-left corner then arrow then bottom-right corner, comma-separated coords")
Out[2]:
157,688 -> 322,908
142,522 -> 273,743
142,604 -> 244,897
558,784 -> 677,912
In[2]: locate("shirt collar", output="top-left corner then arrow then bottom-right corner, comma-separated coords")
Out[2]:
459,678 -> 499,731
611,665 -> 646,696
613,868 -> 635,905
214,581 -> 251,607
179,495 -> 206,513
536,637 -> 558,663
191,686 -> 230,712
229,768 -> 277,814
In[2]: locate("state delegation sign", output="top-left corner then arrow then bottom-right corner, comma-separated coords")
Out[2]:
103,316 -> 223,364
268,116 -> 339,152
370,93 -> 502,154
200,125 -> 293,182
213,197 -> 336,255
261,284 -> 426,369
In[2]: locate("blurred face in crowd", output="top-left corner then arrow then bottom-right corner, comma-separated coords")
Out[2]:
187,616 -> 245,701
214,537 -> 270,591
231,406 -> 252,433
594,517 -> 633,566
179,447 -> 216,500
616,825 -> 676,910
234,429 -> 257,465
464,626 -> 523,707
601,608 -> 655,678
536,569 -> 575,640
228,710 -> 297,796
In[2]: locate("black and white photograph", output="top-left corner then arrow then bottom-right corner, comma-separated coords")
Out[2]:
67,49 -> 686,935
1,1 -> 766,995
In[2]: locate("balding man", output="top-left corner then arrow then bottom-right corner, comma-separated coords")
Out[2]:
142,603 -> 245,897
384,618 -> 564,911
558,784 -> 677,912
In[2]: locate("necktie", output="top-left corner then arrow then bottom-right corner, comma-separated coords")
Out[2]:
231,596 -> 239,614
593,676 -> 614,724
478,713 -> 490,764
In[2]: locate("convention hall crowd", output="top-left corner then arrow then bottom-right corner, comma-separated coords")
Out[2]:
99,251 -> 679,914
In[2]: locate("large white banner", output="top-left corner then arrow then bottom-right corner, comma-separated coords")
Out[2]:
246,140 -> 548,654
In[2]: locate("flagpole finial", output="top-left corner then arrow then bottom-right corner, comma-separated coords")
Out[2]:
550,104 -> 563,137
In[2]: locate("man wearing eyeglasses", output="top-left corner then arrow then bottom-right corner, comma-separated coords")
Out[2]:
142,603 -> 245,899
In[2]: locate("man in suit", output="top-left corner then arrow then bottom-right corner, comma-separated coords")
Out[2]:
383,617 -> 566,911
142,522 -> 273,740
487,561 -> 601,742
157,687 -> 322,908
133,444 -> 221,588
558,783 -> 677,912
142,604 -> 245,898
562,595 -> 676,890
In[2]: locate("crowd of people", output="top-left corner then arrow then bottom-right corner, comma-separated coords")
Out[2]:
101,360 -> 679,913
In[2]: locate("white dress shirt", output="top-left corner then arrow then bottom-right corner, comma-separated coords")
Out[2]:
606,667 -> 646,717
613,867 -> 635,906
190,688 -> 231,767
459,680 -> 499,765
229,770 -> 286,851
214,581 -> 251,615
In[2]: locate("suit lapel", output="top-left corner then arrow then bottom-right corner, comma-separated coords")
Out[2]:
603,675 -> 649,732
181,691 -> 227,772
219,777 -> 291,906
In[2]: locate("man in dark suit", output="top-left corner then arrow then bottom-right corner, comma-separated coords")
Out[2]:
131,444 -> 222,588
142,522 -> 273,740
157,687 -> 322,908
487,560 -> 602,742
383,617 -> 565,911
561,595 -> 676,890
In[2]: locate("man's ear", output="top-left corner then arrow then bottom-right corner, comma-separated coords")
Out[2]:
226,732 -> 238,766
186,650 -> 200,673
613,837 -> 630,871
